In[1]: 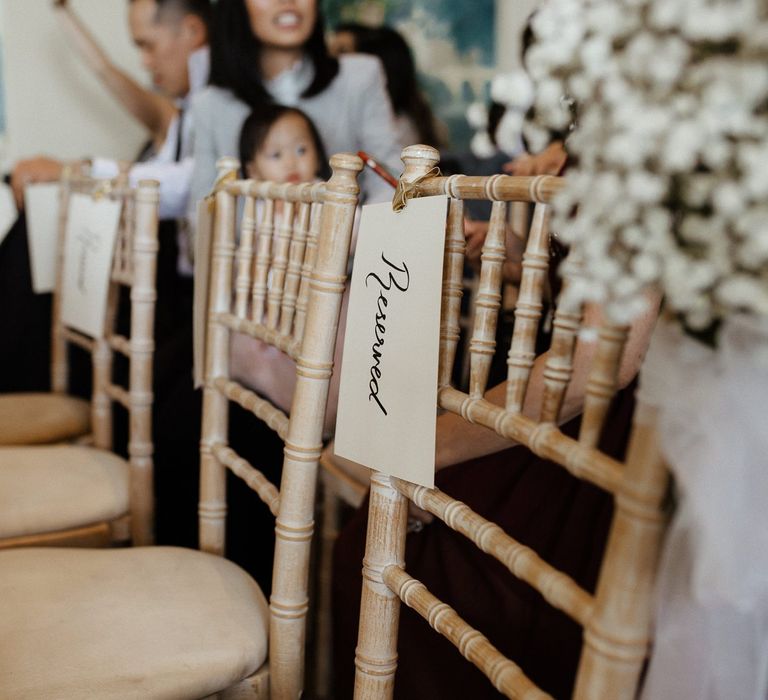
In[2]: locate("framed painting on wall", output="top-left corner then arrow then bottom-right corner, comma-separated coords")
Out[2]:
322,0 -> 496,151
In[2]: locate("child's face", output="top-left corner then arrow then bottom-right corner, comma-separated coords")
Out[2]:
247,112 -> 320,184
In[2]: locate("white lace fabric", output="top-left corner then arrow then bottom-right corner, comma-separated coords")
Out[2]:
640,316 -> 768,700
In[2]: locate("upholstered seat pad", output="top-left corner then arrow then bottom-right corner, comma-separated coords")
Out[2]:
0,547 -> 269,699
0,393 -> 90,445
0,445 -> 129,539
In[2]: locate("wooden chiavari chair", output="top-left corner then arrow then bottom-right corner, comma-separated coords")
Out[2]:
349,146 -> 669,699
312,158 -> 552,700
0,152 -> 362,700
0,166 -> 127,446
0,177 -> 159,548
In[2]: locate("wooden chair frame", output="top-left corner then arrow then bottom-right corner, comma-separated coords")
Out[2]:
351,146 -> 669,700
313,190 -> 530,700
0,176 -> 160,548
199,153 -> 363,698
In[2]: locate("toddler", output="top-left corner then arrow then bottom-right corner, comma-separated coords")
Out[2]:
238,104 -> 330,184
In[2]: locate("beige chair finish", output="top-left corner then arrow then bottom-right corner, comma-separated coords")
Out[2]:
313,183 -> 531,699
0,392 -> 90,445
0,169 -> 116,446
350,146 -> 669,700
0,153 -> 363,700
0,177 -> 160,548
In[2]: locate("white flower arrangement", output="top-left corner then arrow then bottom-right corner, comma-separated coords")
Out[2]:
526,0 -> 768,337
466,71 -> 532,159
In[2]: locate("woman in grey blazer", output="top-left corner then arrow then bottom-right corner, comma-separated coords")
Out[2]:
190,0 -> 403,207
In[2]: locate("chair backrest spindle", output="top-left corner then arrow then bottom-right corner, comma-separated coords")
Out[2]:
437,194 -> 467,390
252,197 -> 275,325
468,199 -> 507,399
505,202 -> 551,413
234,194 -> 257,319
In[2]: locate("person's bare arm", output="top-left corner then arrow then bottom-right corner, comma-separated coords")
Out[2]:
504,141 -> 568,177
434,293 -> 661,469
54,0 -> 176,145
10,157 -> 64,208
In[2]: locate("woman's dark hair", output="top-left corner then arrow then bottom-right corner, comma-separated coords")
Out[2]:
210,0 -> 339,108
487,101 -> 506,147
238,104 -> 331,181
346,25 -> 441,147
332,22 -> 375,51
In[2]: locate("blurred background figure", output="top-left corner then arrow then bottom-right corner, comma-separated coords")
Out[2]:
329,22 -> 443,148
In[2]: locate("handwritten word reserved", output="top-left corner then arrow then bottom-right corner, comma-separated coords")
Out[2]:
365,253 -> 410,416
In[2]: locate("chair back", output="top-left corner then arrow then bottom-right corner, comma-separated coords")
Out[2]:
50,173 -> 160,544
199,153 -> 363,698
352,145 -> 668,700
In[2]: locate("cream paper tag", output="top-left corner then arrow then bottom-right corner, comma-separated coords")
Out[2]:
334,195 -> 448,489
60,193 -> 123,338
24,183 -> 60,293
193,198 -> 214,388
0,183 -> 17,248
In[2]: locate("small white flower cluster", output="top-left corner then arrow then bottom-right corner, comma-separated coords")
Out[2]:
526,0 -> 768,331
467,71 -> 533,159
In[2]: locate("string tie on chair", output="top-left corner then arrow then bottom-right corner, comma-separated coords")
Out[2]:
91,180 -> 114,201
206,169 -> 239,213
392,166 -> 441,213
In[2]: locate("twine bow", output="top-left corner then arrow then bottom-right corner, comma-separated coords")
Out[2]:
206,169 -> 239,214
392,166 -> 441,212
91,180 -> 114,201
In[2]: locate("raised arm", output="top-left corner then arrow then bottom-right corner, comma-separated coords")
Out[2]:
54,0 -> 177,146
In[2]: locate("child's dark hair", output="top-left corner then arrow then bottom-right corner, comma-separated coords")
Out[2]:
238,105 -> 331,181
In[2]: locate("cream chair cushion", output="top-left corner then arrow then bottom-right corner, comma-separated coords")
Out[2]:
0,547 -> 269,699
0,393 -> 90,445
0,445 -> 129,539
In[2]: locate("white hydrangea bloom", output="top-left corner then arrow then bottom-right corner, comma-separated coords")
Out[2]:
466,102 -> 488,130
526,0 -> 768,335
470,131 -> 497,159
491,71 -> 535,112
495,110 -> 525,157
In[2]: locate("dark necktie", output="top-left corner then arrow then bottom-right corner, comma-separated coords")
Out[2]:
174,109 -> 184,162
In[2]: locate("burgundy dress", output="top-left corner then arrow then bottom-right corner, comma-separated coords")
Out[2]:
331,385 -> 636,700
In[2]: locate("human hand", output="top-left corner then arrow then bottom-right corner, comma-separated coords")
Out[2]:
464,218 -> 488,272
11,157 -> 64,208
503,141 -> 567,177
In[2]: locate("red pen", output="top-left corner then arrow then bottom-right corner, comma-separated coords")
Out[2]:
358,151 -> 398,189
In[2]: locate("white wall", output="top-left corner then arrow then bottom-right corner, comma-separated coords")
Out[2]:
0,0 -> 536,171
496,0 -> 540,71
0,0 -> 148,169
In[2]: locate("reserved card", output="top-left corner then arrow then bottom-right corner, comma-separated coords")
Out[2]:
0,183 -> 17,248
25,183 -> 60,293
193,198 -> 214,388
334,195 -> 448,488
60,193 -> 123,338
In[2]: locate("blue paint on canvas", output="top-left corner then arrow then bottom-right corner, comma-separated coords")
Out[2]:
323,0 -> 496,150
